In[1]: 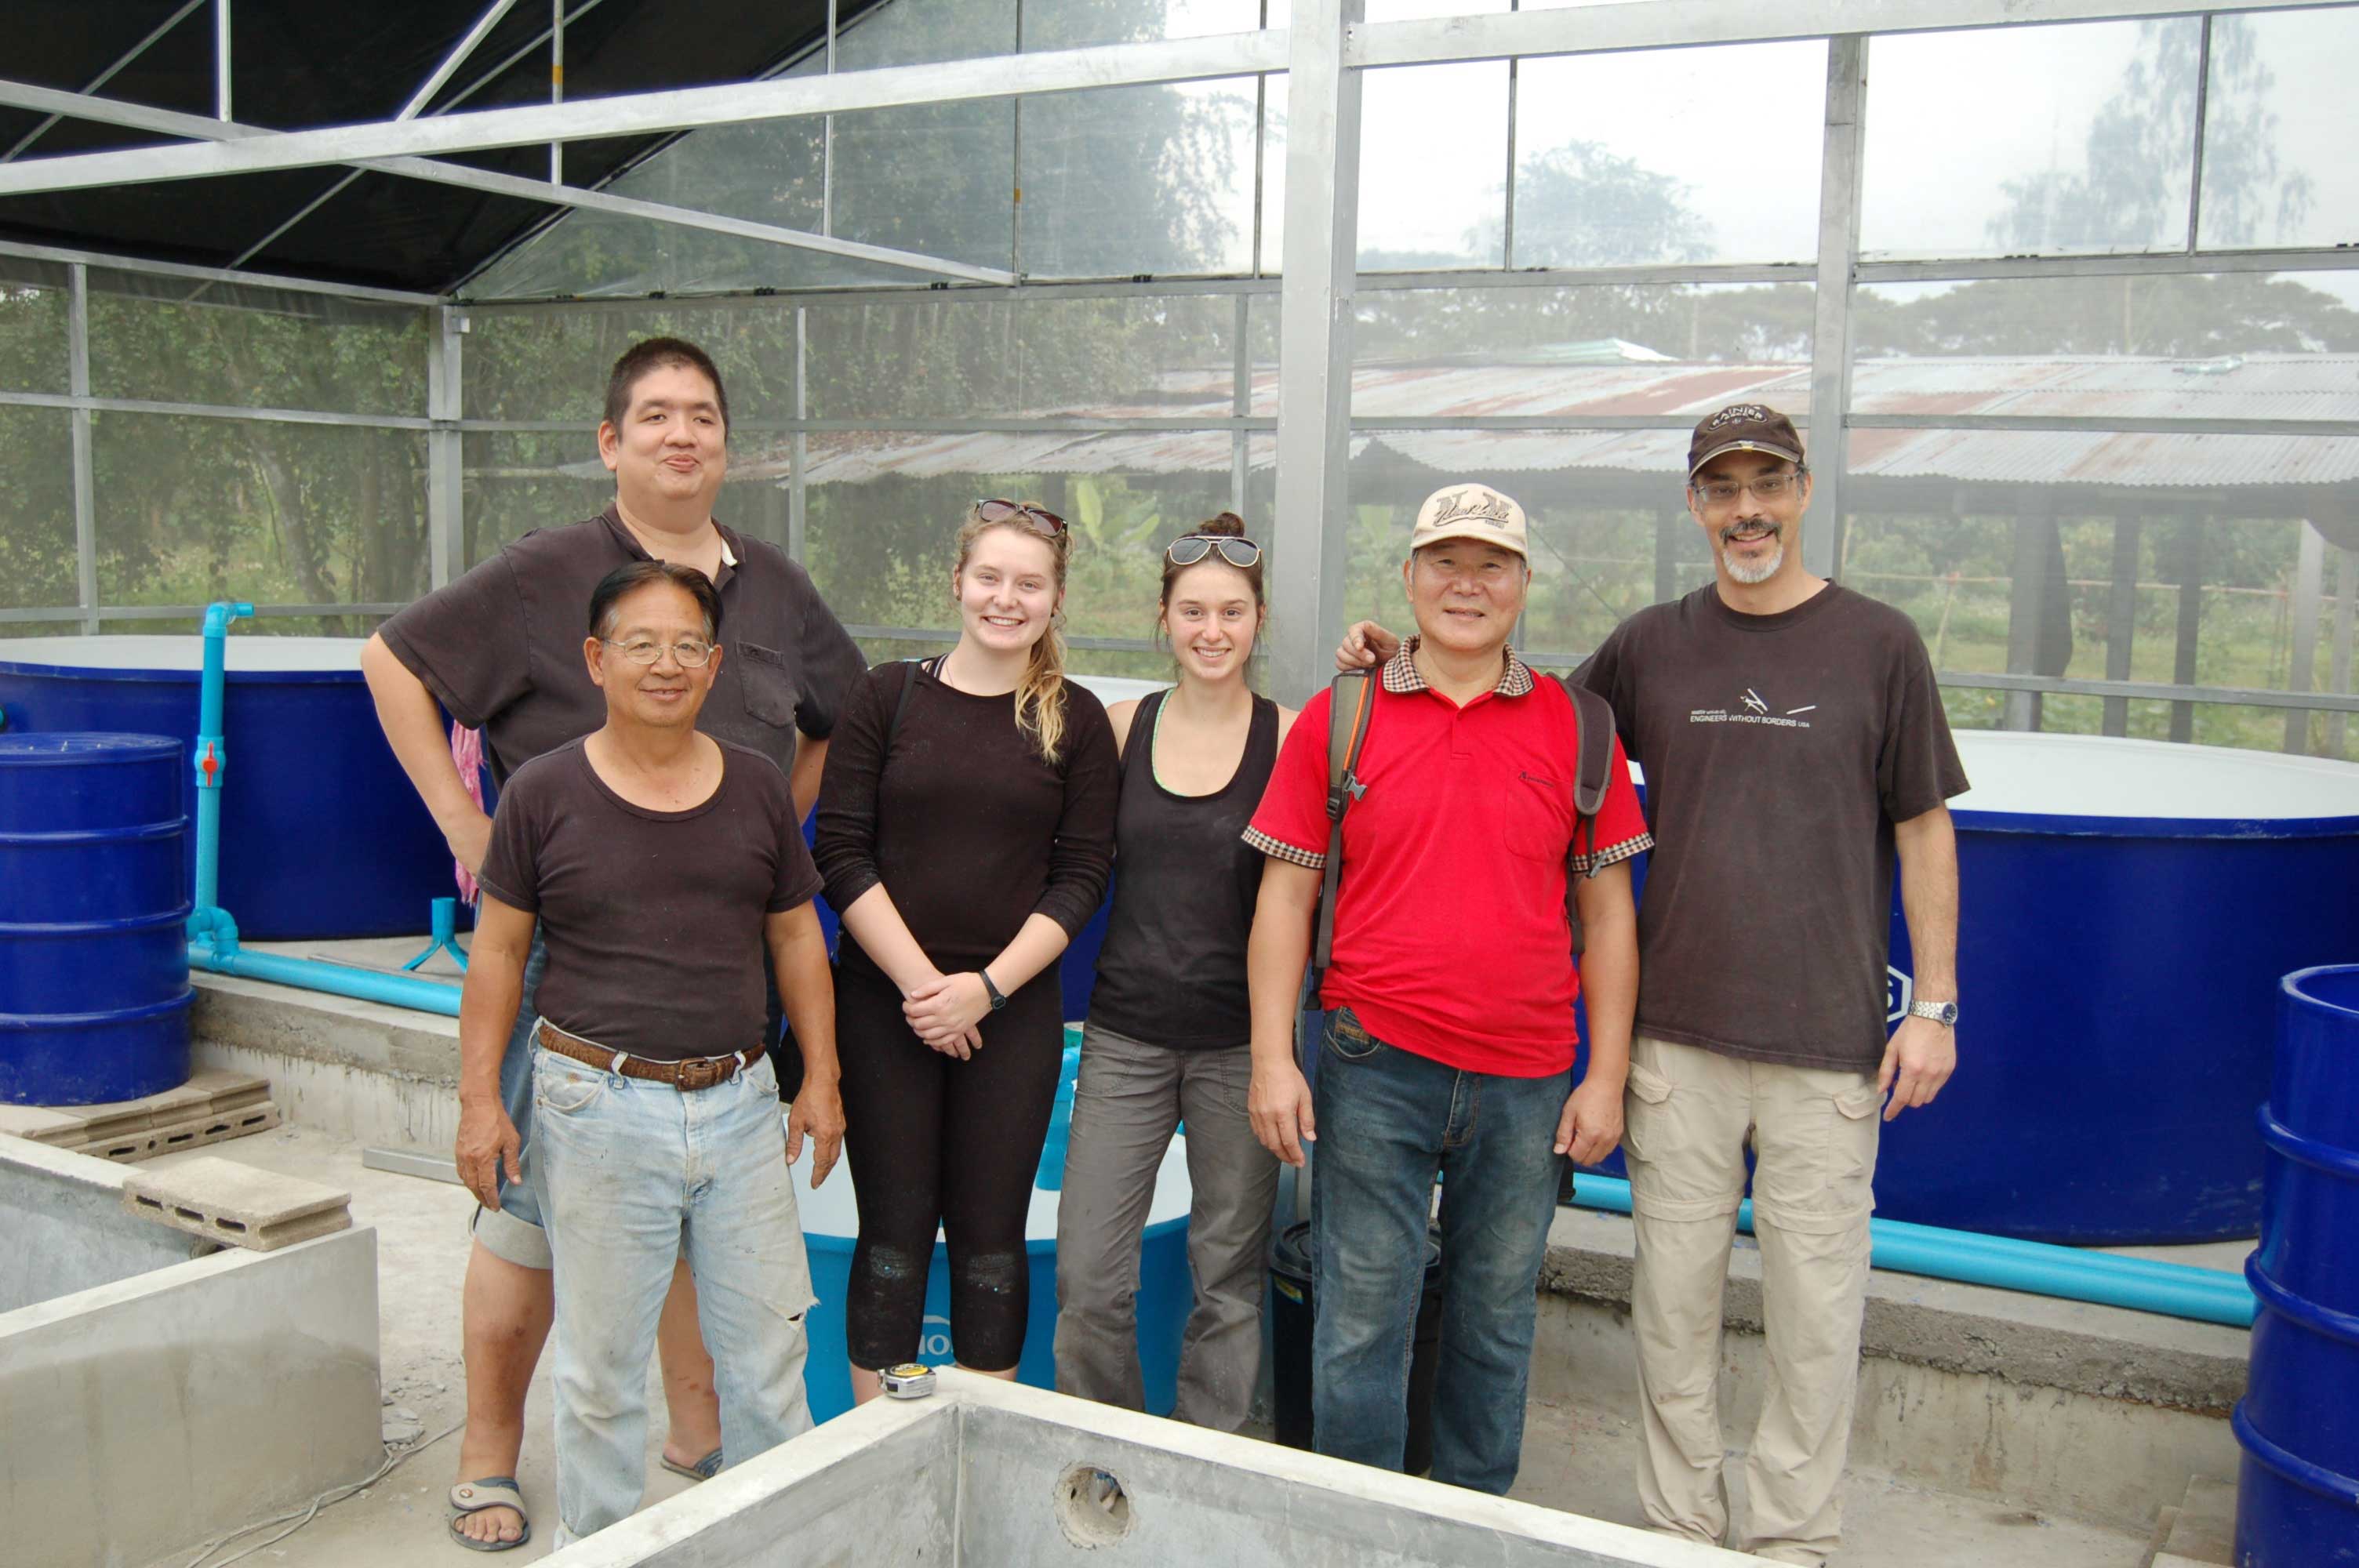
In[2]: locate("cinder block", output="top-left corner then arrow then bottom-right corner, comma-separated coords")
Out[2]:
183,1067 -> 272,1116
121,1155 -> 351,1251
0,1105 -> 91,1145
118,1103 -> 283,1163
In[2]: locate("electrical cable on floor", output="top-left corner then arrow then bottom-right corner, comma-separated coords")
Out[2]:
178,1416 -> 467,1568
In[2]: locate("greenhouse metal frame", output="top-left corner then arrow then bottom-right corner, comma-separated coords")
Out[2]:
1,0 -> 2355,753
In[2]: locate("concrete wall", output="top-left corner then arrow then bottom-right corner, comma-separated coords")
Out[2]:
547,1374 -> 1752,1568
0,1226 -> 383,1568
193,973 -> 461,1150
0,1133 -> 216,1313
1535,1210 -> 2248,1530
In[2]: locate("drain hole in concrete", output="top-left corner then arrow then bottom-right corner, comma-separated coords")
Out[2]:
175,1207 -> 204,1221
1053,1463 -> 1135,1548
215,1218 -> 246,1232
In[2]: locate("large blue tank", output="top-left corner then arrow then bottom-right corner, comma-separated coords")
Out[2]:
1578,731 -> 2359,1243
2236,964 -> 2359,1566
0,637 -> 453,941
1877,733 -> 2359,1243
0,731 -> 192,1105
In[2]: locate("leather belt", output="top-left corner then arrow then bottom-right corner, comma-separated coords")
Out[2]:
534,1020 -> 765,1091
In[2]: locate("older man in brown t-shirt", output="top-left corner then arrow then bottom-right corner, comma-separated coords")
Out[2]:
361,337 -> 863,1549
461,558 -> 841,1548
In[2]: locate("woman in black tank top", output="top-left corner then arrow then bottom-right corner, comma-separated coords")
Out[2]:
1052,514 -> 1297,1429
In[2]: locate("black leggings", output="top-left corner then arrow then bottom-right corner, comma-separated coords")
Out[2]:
835,956 -> 1064,1372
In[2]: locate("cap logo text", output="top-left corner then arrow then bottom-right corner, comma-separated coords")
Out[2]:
1427,489 -> 1516,528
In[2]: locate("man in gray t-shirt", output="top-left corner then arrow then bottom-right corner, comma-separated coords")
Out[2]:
1339,405 -> 1965,1566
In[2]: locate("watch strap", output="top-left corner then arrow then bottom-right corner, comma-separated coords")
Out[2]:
980,969 -> 1008,1011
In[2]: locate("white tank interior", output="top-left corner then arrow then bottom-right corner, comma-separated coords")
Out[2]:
0,634 -> 370,672
1946,731 -> 2359,822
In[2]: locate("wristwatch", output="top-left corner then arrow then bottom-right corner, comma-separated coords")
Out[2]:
979,969 -> 1009,1011
1908,999 -> 1960,1027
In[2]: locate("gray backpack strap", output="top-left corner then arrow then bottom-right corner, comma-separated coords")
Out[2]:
1559,677 -> 1619,956
1313,669 -> 1379,976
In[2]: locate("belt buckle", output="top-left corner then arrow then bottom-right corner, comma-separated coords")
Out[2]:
678,1057 -> 722,1091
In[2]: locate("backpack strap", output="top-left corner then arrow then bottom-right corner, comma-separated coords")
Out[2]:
883,656 -> 930,762
1312,668 -> 1379,975
1559,677 -> 1619,956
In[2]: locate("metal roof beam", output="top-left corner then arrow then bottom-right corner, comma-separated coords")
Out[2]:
0,236 -> 439,305
398,0 -> 528,121
1347,0 -> 2359,67
1,0 -> 207,162
0,78 -> 1013,285
0,31 -> 1289,197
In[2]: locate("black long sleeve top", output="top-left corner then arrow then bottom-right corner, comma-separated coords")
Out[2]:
813,660 -> 1119,982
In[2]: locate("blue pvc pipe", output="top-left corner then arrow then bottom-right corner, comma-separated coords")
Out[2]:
182,599 -> 463,1017
1568,1174 -> 2255,1328
188,600 -> 252,918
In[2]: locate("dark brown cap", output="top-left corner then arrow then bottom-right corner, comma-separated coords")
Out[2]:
1688,404 -> 1805,478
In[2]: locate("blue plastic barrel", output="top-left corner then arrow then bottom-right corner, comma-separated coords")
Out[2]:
0,636 -> 453,940
2235,964 -> 2359,1566
0,732 -> 194,1105
787,1029 -> 1194,1422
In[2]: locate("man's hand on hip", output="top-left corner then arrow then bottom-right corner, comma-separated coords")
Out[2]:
787,1076 -> 846,1187
1554,1072 -> 1625,1164
1249,1059 -> 1318,1167
1877,1016 -> 1957,1121
455,1101 -> 522,1210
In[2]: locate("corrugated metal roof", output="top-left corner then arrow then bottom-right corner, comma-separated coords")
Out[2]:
537,352 -> 2359,493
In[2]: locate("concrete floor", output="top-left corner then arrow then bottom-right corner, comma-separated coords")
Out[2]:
141,1123 -> 2172,1568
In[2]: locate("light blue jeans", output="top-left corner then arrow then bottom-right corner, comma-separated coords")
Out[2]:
531,1042 -> 817,1547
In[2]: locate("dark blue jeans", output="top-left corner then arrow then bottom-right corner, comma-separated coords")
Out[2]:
1310,1005 -> 1570,1494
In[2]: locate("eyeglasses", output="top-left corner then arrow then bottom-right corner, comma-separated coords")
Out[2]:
1690,470 -> 1808,506
976,499 -> 1067,537
602,637 -> 715,668
1165,535 -> 1262,569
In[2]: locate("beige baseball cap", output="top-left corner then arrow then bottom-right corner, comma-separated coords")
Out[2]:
1409,483 -> 1528,559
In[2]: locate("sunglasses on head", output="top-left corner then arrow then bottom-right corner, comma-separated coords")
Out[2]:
976,499 -> 1067,537
1166,535 -> 1262,569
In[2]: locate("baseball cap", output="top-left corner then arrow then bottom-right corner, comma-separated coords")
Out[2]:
1688,404 -> 1805,478
1410,483 -> 1528,559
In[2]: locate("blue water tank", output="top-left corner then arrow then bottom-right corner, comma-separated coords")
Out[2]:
1576,731 -> 2359,1243
0,636 -> 454,940
2236,964 -> 2359,1566
0,731 -> 193,1105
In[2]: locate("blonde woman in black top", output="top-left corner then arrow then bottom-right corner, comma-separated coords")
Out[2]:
813,500 -> 1118,1406
1052,512 -> 1299,1428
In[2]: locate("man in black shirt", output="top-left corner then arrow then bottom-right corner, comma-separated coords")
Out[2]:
461,560 -> 841,1548
1339,406 -> 1965,1564
362,339 -> 864,1549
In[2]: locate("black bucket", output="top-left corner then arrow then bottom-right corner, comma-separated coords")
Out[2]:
1268,1218 -> 1443,1475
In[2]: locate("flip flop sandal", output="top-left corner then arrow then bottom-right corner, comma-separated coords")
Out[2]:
448,1477 -> 531,1552
660,1447 -> 725,1483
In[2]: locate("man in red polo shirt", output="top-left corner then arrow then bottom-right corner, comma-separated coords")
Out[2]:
1242,483 -> 1650,1494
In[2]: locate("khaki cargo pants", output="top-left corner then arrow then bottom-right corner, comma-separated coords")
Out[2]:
1621,1034 -> 1884,1566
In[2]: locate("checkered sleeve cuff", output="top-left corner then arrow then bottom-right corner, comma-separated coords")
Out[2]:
1243,826 -> 1325,870
1570,830 -> 1652,878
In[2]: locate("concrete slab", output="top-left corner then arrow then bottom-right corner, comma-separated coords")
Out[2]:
0,1226 -> 383,1568
0,1133 -> 216,1312
2157,1475 -> 2237,1565
123,1153 -> 351,1250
